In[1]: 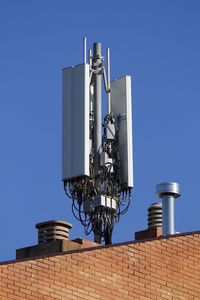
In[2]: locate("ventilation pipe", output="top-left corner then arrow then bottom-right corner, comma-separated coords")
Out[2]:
156,182 -> 180,235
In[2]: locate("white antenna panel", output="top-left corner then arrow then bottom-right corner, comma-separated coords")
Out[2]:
110,76 -> 134,188
62,63 -> 90,181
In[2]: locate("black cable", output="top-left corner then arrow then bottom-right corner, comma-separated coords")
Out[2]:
72,201 -> 81,222
64,182 -> 72,199
78,204 -> 90,227
120,195 -> 131,215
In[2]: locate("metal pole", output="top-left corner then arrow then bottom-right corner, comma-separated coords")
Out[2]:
107,48 -> 111,114
83,37 -> 86,63
94,233 -> 101,244
156,182 -> 180,236
93,42 -> 102,178
89,49 -> 92,67
93,42 -> 102,244
162,195 -> 175,235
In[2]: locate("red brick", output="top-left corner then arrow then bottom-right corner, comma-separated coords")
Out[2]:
0,233 -> 200,299
0,291 -> 8,297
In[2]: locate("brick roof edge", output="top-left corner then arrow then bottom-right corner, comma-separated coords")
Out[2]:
1,230 -> 200,266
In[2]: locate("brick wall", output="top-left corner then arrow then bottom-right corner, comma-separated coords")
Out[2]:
0,232 -> 200,299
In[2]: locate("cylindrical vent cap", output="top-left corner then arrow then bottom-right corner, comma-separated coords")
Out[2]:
156,182 -> 180,198
36,220 -> 72,244
148,202 -> 162,228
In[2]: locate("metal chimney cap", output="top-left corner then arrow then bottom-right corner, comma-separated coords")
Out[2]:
156,182 -> 180,198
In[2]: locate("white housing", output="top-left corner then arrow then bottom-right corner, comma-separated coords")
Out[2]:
110,76 -> 134,188
62,63 -> 90,181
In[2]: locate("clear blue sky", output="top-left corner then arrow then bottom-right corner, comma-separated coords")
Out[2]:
0,0 -> 200,262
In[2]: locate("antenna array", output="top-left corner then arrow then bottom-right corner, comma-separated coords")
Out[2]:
62,38 -> 133,244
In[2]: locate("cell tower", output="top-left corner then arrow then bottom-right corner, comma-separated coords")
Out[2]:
62,38 -> 133,244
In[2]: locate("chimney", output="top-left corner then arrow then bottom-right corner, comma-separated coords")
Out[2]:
16,220 -> 99,259
156,182 -> 180,235
148,202 -> 162,228
36,220 -> 72,244
135,202 -> 162,240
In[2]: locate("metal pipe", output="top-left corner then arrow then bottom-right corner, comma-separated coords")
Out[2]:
162,196 -> 175,235
107,48 -> 111,114
94,232 -> 101,244
156,182 -> 180,236
93,42 -> 102,177
102,66 -> 108,91
83,37 -> 87,63
89,49 -> 92,67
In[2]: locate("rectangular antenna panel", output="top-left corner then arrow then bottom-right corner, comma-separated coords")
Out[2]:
110,76 -> 133,188
62,63 -> 90,181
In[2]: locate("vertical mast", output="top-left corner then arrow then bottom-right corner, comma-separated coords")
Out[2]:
83,37 -> 87,63
93,42 -> 102,177
107,48 -> 111,114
